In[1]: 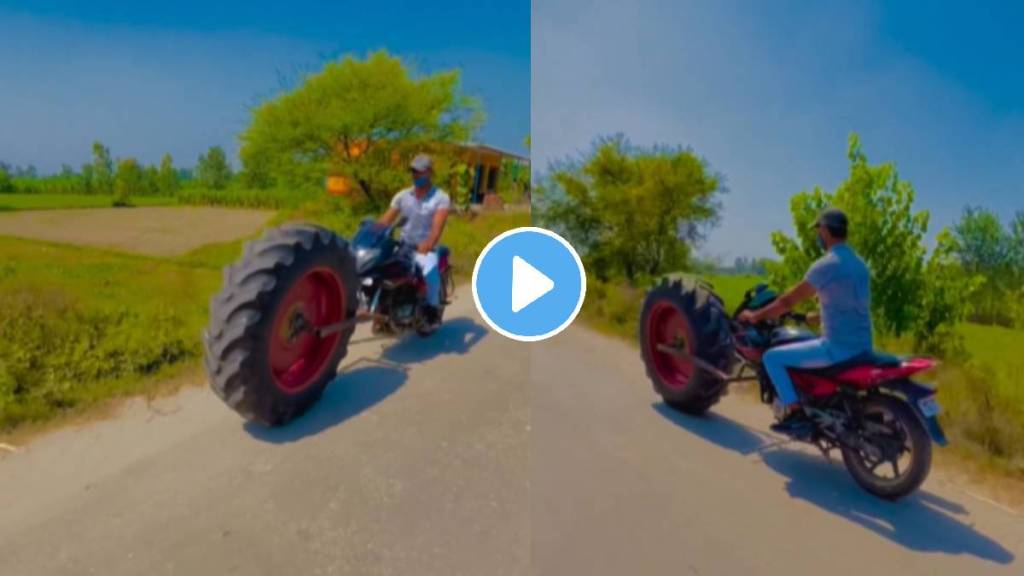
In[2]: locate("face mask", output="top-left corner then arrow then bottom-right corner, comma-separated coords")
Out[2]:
413,176 -> 431,189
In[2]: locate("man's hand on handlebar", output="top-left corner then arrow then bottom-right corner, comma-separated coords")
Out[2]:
737,309 -> 759,325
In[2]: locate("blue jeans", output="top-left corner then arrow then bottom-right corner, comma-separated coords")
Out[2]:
413,250 -> 441,307
762,338 -> 862,407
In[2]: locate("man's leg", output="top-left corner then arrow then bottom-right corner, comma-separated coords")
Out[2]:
762,338 -> 834,412
413,250 -> 441,308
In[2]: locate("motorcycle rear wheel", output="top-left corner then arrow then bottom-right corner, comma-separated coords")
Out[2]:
841,395 -> 932,500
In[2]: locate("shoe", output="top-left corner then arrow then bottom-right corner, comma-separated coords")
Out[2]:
770,409 -> 812,438
421,305 -> 442,329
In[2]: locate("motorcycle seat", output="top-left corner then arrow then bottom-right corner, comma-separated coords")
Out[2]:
794,350 -> 902,376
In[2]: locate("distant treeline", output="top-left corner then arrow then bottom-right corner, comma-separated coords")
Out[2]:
0,141 -> 235,202
0,142 -> 317,208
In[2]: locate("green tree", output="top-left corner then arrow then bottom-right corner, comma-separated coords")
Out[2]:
537,135 -> 723,283
768,134 -> 977,350
916,229 -> 983,354
113,158 -> 144,206
91,141 -> 114,194
0,166 -> 13,193
196,146 -> 233,190
239,50 -> 482,208
497,158 -> 530,204
143,165 -> 160,196
1008,211 -> 1024,280
157,153 -> 179,195
952,206 -> 1016,325
80,163 -> 94,194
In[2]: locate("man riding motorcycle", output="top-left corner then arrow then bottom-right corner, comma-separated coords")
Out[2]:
377,153 -> 451,330
737,208 -> 873,434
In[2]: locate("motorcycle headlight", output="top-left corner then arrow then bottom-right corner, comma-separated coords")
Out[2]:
355,247 -> 380,271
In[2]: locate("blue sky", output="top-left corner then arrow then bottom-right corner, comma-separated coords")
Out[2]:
533,0 -> 1024,260
0,1 -> 529,173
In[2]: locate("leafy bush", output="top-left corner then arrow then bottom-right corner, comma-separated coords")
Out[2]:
0,285 -> 199,429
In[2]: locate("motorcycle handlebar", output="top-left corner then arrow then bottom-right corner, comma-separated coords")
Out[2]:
732,311 -> 808,329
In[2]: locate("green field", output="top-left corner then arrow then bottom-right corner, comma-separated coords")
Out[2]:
0,194 -> 174,211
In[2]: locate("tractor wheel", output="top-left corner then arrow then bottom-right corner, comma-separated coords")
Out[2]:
204,224 -> 358,426
639,276 -> 735,415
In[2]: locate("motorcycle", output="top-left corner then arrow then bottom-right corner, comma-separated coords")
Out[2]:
352,219 -> 454,337
639,277 -> 946,500
203,220 -> 453,426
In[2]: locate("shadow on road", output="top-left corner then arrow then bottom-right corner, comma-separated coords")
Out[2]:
652,402 -> 1015,565
381,316 -> 488,365
245,365 -> 406,444
244,317 -> 487,443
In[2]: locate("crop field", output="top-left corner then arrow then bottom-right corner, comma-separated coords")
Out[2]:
0,194 -> 174,211
0,206 -> 274,256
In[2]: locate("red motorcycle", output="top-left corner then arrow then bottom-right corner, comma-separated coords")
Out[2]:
639,277 -> 946,500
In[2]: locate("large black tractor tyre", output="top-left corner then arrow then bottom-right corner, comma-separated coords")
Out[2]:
204,224 -> 358,426
639,276 -> 735,415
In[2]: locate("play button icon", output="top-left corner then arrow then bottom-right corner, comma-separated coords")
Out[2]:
472,227 -> 587,342
511,256 -> 554,313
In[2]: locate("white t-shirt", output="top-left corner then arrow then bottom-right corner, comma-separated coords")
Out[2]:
390,186 -> 451,245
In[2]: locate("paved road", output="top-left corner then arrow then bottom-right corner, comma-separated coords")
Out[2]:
531,323 -> 1022,575
0,295 -> 529,575
1,295 -> 1022,574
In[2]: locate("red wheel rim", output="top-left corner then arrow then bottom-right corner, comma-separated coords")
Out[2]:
646,301 -> 695,390
268,267 -> 344,393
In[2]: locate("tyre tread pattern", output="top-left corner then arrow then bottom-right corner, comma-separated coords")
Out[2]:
639,274 -> 736,415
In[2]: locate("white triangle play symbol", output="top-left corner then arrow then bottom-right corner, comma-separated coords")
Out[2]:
512,255 -> 555,313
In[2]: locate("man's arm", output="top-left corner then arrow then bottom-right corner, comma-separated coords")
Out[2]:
378,206 -> 400,226
740,280 -> 816,324
417,208 -> 450,253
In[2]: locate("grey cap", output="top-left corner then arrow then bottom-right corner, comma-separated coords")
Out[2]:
814,207 -> 848,232
409,154 -> 433,172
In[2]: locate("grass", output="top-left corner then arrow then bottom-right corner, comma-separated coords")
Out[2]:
0,236 -> 223,430
0,193 -> 174,211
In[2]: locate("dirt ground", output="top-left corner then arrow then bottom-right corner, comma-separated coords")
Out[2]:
0,206 -> 274,256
